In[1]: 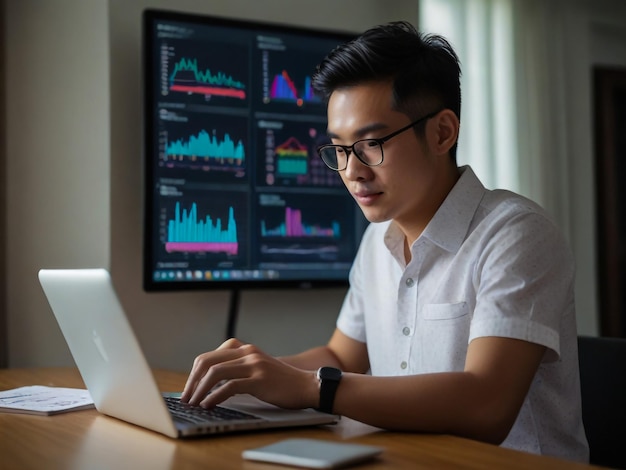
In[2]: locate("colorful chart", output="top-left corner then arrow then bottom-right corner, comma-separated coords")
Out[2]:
169,57 -> 246,99
166,203 -> 238,254
261,207 -> 340,238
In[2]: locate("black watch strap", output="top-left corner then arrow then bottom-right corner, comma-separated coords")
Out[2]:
316,366 -> 342,414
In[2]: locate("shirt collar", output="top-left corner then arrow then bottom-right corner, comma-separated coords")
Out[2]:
422,165 -> 485,252
384,165 -> 486,255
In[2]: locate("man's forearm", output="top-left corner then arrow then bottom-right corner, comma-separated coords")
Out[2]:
279,346 -> 343,370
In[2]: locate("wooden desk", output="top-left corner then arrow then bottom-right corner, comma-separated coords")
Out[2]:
0,368 -> 597,470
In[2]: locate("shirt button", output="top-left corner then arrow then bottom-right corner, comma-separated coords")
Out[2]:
402,326 -> 410,336
405,278 -> 415,287
400,361 -> 408,370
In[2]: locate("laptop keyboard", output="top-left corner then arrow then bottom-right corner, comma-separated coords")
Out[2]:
164,396 -> 261,424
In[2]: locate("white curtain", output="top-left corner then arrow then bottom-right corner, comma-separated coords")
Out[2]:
419,0 -> 571,234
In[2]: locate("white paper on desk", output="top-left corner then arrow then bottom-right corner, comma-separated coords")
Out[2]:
0,385 -> 94,415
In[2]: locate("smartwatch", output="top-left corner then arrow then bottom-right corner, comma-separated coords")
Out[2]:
316,366 -> 343,414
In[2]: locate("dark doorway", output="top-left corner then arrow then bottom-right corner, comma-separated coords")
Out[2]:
594,66 -> 626,337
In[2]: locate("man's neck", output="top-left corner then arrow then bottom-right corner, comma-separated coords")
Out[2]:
400,164 -> 461,263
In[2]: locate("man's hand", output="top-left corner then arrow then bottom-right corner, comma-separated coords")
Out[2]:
180,338 -> 319,410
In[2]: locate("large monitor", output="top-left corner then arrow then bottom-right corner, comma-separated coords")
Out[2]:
142,9 -> 366,292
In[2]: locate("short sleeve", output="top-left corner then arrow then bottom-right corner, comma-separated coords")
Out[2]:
468,210 -> 574,362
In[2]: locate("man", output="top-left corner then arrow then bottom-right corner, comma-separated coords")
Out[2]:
182,22 -> 589,462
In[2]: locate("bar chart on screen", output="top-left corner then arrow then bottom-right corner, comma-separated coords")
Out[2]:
165,202 -> 239,255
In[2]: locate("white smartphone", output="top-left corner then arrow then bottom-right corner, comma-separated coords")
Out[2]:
242,438 -> 383,469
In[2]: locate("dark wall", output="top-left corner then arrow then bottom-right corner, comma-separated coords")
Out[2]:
594,66 -> 626,338
0,0 -> 7,367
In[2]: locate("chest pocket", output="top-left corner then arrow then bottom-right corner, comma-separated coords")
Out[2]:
418,302 -> 471,372
423,302 -> 469,321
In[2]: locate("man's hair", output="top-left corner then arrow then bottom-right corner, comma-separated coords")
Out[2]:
312,21 -> 461,162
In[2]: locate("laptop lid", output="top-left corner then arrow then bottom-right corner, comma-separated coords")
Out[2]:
38,268 -> 338,438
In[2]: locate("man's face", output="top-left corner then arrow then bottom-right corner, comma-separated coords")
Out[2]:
326,81 -> 450,234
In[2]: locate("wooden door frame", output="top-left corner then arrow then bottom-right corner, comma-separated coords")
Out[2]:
594,66 -> 626,337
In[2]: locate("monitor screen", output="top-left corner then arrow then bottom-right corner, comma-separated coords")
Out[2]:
142,9 -> 367,291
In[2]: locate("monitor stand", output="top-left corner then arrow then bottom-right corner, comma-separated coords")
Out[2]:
225,288 -> 240,340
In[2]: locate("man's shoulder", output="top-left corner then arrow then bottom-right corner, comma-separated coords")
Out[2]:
480,189 -> 555,225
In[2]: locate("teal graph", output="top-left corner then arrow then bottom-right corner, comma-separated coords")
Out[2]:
166,203 -> 238,255
167,130 -> 245,162
169,57 -> 246,99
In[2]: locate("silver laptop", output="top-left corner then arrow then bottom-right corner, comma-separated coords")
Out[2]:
38,268 -> 339,438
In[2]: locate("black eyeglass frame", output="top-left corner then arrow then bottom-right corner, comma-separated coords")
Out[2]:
317,110 -> 442,171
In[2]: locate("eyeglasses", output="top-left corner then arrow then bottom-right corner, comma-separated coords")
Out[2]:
317,110 -> 440,171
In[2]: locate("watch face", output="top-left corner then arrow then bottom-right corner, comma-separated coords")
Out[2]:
319,367 -> 342,381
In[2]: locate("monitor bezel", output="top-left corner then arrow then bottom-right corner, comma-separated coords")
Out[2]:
142,9 -> 360,292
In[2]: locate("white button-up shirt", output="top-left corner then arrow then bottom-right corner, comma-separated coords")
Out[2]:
337,166 -> 589,462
